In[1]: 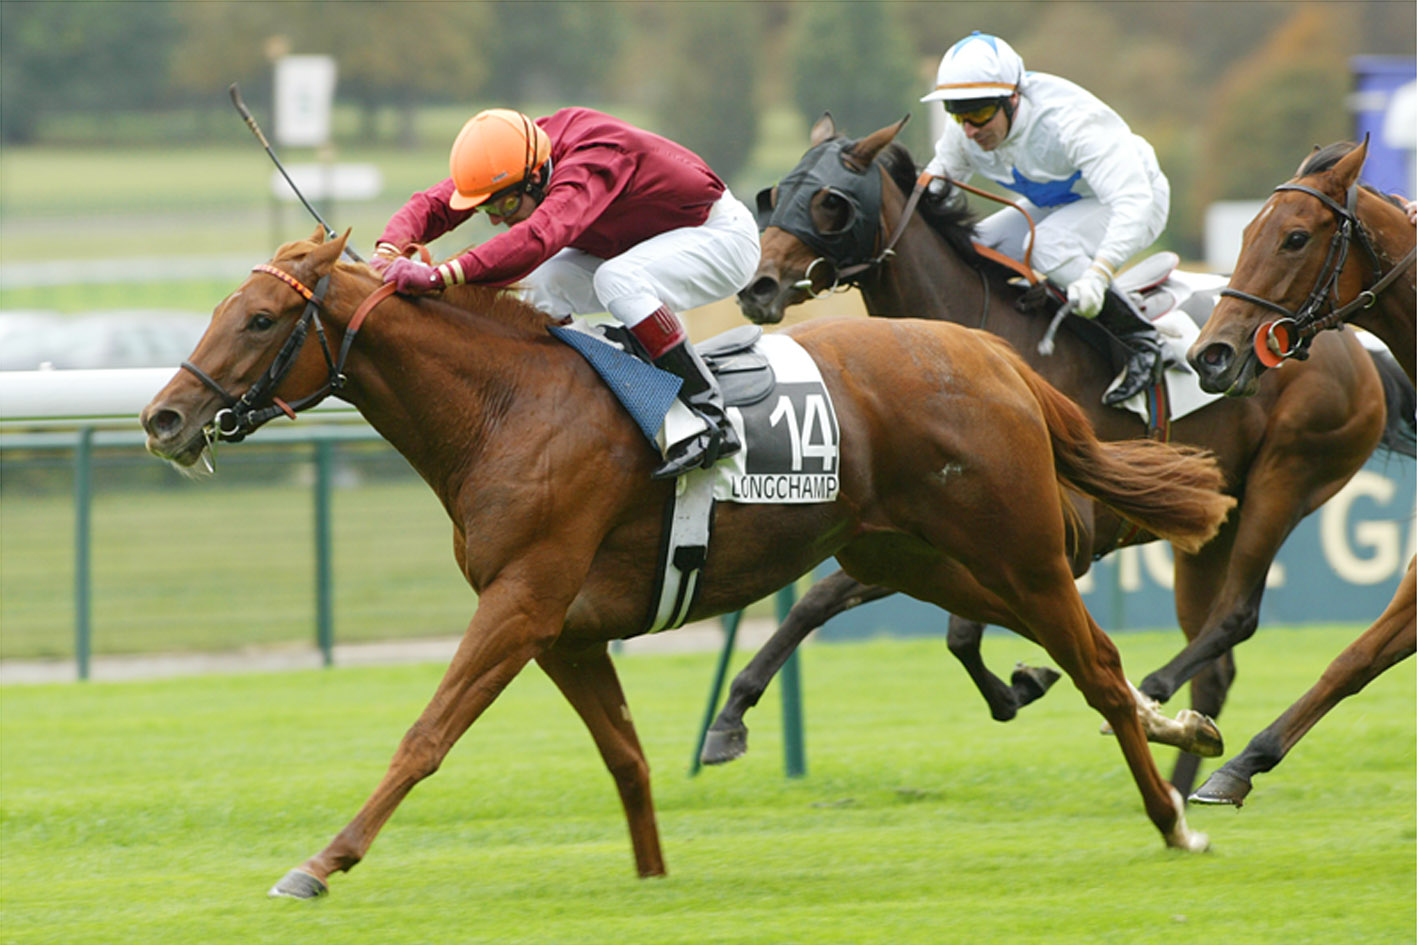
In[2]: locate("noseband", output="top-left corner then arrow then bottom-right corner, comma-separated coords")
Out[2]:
1222,181 -> 1416,366
181,263 -> 393,442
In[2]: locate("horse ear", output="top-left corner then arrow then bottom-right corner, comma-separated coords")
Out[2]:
1331,137 -> 1369,192
846,115 -> 911,170
810,112 -> 837,146
309,224 -> 328,244
302,228 -> 348,278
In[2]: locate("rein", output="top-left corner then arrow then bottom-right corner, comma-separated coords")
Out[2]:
181,264 -> 395,442
827,171 -> 932,287
1223,181 -> 1417,366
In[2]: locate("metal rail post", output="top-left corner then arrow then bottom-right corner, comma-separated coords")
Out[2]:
314,437 -> 335,666
73,426 -> 94,681
688,609 -> 742,776
776,585 -> 805,777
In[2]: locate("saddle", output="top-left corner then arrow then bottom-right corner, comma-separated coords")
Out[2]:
1001,249 -> 1225,364
604,322 -> 776,407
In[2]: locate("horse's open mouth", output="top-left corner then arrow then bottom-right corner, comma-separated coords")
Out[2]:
144,417 -> 218,473
1219,356 -> 1265,397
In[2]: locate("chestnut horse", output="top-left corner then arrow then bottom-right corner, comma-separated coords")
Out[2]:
713,116 -> 1412,797
143,229 -> 1234,898
1188,139 -> 1416,806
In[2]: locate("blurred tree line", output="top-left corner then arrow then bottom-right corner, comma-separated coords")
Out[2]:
2,0 -> 1412,258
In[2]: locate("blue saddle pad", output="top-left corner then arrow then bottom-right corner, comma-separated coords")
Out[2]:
549,324 -> 682,443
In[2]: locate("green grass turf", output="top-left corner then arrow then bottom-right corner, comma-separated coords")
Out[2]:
2,630 -> 1412,945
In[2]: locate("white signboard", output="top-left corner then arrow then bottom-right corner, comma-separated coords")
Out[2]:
1204,200 -> 1265,274
274,55 -> 337,148
269,164 -> 383,202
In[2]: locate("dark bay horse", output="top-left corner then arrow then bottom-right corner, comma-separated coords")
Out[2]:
141,229 -> 1236,897
713,116 -> 1413,797
1188,139 -> 1416,806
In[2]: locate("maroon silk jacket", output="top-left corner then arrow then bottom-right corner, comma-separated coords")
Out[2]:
377,107 -> 726,285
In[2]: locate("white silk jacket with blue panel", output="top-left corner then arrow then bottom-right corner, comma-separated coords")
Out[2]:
924,72 -> 1168,273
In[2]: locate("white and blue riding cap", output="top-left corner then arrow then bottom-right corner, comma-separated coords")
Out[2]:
921,32 -> 1026,104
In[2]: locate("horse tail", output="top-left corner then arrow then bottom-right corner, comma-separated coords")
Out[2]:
1368,346 -> 1417,459
999,344 -> 1236,554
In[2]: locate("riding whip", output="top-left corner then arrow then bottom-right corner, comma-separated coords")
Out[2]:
228,83 -> 364,263
1038,300 -> 1074,356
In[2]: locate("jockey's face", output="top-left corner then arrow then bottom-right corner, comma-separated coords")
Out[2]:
960,93 -> 1016,151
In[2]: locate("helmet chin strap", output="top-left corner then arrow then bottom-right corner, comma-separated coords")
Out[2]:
1000,90 -> 1020,130
522,159 -> 552,203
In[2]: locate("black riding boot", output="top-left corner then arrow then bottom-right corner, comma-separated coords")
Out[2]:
1095,288 -> 1165,406
651,340 -> 741,480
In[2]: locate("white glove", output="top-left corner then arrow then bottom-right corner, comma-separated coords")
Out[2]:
926,176 -> 950,199
1066,262 -> 1114,319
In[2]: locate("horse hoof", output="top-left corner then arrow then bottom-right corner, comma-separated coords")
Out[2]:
1168,829 -> 1211,853
268,869 -> 328,900
1179,709 -> 1224,757
1189,768 -> 1251,808
1010,663 -> 1061,707
700,724 -> 748,765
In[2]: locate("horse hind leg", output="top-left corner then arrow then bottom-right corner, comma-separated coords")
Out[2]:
997,580 -> 1209,850
848,540 -> 1208,852
946,615 -> 1061,722
1037,604 -> 1212,851
701,570 -> 892,765
536,641 -> 665,876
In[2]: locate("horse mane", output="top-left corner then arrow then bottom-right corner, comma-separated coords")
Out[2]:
874,142 -> 979,256
870,140 -> 1022,285
1298,141 -> 1359,176
268,237 -> 556,337
1298,141 -> 1406,210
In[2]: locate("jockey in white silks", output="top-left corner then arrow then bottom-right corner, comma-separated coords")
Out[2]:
921,31 -> 1171,405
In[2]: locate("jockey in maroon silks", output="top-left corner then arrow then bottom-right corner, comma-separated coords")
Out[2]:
373,107 -> 761,479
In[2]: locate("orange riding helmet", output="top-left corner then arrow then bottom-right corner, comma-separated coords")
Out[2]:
447,109 -> 552,210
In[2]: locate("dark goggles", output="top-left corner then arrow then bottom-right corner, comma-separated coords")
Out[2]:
946,98 -> 1006,128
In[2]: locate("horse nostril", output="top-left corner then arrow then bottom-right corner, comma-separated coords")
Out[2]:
744,276 -> 779,302
145,407 -> 184,439
1199,344 -> 1232,369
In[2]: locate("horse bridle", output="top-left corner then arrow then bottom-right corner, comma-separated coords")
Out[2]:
757,138 -> 915,297
181,263 -> 393,442
1222,181 -> 1417,366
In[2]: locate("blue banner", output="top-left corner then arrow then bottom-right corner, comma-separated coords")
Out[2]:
811,453 -> 1415,639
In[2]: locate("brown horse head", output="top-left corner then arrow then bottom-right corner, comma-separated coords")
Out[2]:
141,226 -> 354,468
738,113 -> 910,324
1190,139 -> 1416,393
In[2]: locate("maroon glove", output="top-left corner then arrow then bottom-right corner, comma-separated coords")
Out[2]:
383,256 -> 446,294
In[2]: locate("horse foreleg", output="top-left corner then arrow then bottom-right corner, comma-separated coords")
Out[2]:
1169,653 -> 1235,797
536,642 -> 665,877
1019,589 -> 1209,852
946,615 -> 1060,721
701,570 -> 892,765
269,594 -> 561,899
1192,566 -> 1416,807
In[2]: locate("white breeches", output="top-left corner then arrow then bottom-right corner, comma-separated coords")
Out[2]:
973,192 -> 1168,285
519,190 -> 762,328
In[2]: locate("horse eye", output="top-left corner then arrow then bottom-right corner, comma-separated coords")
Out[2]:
247,313 -> 276,332
1282,231 -> 1310,251
815,189 -> 855,235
